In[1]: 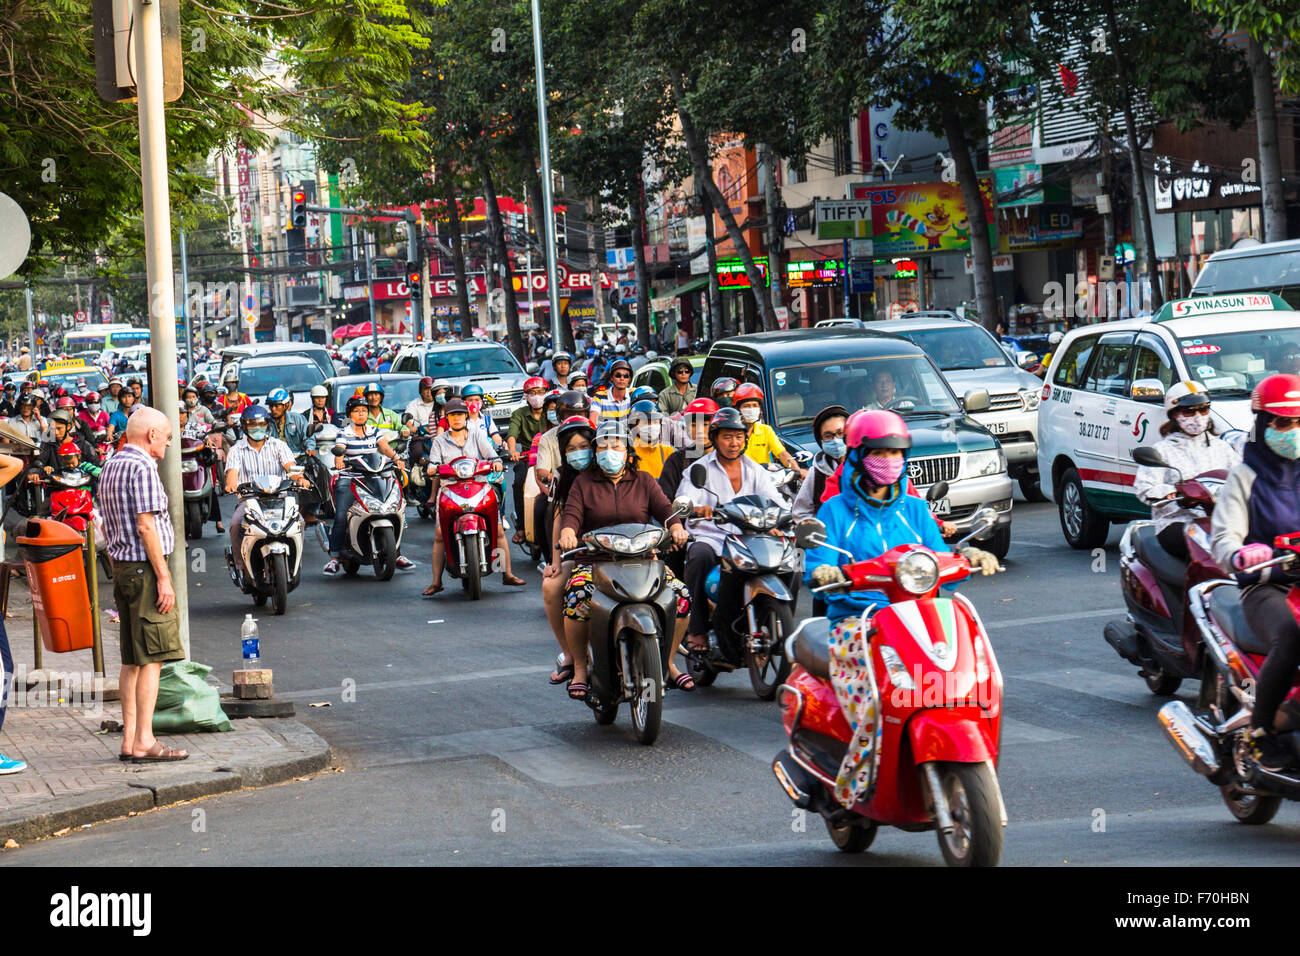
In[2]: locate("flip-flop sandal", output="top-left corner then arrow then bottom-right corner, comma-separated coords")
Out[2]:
668,672 -> 696,692
549,662 -> 575,685
502,574 -> 527,587
119,753 -> 131,762
512,532 -> 526,544
422,583 -> 443,597
567,681 -> 589,701
131,743 -> 189,763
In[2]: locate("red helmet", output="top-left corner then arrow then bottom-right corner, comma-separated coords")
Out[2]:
57,440 -> 79,457
418,376 -> 434,390
683,397 -> 719,418
55,396 -> 76,410
1251,373 -> 1300,417
733,383 -> 764,405
523,376 -> 548,393
86,391 -> 100,403
845,409 -> 912,450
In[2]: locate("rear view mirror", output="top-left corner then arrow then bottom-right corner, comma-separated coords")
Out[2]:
1132,446 -> 1167,468
671,495 -> 693,518
926,480 -> 949,502
1131,378 -> 1166,402
795,519 -> 826,550
689,463 -> 707,489
331,444 -> 346,457
308,422 -> 322,435
962,388 -> 991,413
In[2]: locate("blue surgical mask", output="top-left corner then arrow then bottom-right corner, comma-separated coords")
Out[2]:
1265,426 -> 1300,460
246,427 -> 268,442
565,449 -> 593,470
822,437 -> 847,461
596,449 -> 625,474
547,409 -> 559,424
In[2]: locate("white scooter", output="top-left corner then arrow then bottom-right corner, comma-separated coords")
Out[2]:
330,444 -> 405,580
224,474 -> 306,615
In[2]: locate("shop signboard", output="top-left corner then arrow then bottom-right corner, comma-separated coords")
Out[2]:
852,180 -> 996,256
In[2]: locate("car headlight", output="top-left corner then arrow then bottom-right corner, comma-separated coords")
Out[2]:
963,448 -> 1005,478
878,644 -> 915,690
895,550 -> 939,596
1020,388 -> 1041,410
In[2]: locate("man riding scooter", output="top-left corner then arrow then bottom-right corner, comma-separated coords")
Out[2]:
266,387 -> 310,455
225,405 -> 310,577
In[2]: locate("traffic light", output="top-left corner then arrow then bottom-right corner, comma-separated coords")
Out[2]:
291,188 -> 307,228
406,263 -> 422,295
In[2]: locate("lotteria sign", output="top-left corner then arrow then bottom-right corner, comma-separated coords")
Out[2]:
430,265 -> 613,298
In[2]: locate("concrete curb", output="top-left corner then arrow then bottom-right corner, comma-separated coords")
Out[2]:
0,719 -> 332,847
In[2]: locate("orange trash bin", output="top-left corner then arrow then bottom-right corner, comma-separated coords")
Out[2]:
17,518 -> 92,653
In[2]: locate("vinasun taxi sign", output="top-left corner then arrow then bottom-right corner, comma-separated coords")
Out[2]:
41,359 -> 91,373
1155,292 -> 1292,322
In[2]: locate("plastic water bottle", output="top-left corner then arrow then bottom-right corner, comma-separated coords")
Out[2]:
241,614 -> 260,667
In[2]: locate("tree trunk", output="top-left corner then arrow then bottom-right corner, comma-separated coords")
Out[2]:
671,73 -> 773,331
438,162 -> 473,340
939,100 -> 997,331
1104,0 -> 1162,309
1248,35 -> 1286,243
480,159 -> 524,360
762,144 -> 785,330
630,184 -> 652,346
589,196 -> 609,332
700,185 -> 722,341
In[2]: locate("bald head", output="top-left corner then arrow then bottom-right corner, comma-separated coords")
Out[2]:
125,406 -> 172,461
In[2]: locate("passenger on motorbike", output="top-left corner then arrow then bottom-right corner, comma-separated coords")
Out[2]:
452,383 -> 502,446
733,383 -> 805,477
1134,381 -> 1240,560
55,441 -> 100,488
77,392 -> 111,442
323,397 -> 406,577
182,386 -> 216,429
107,389 -> 135,442
307,385 -> 333,429
36,411 -> 99,473
364,383 -> 408,437
546,351 -> 573,390
657,397 -> 718,500
792,405 -> 848,523
675,407 -> 787,664
508,377 -> 552,545
710,378 -> 738,409
404,377 -> 440,434
801,410 -> 999,808
628,400 -> 675,479
567,369 -> 589,394
558,421 -> 693,700
1211,373 -> 1300,771
225,405 -> 310,574
541,416 -> 597,684
266,388 -> 310,455
421,398 -> 525,595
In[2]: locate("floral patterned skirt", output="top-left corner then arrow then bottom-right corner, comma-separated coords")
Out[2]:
563,563 -> 691,622
828,614 -> 881,809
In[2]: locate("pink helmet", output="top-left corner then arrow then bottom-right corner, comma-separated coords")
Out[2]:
844,409 -> 912,451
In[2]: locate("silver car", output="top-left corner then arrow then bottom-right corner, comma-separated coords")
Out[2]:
391,341 -> 528,426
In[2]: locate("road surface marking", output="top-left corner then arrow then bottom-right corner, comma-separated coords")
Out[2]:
1014,667 -> 1153,707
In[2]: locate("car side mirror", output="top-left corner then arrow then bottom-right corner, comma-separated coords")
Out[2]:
689,463 -> 707,488
308,422 -> 322,435
795,519 -> 826,550
1132,446 -> 1167,468
331,443 -> 346,457
962,388 -> 991,413
926,480 -> 949,502
1016,351 -> 1037,369
1130,378 -> 1166,402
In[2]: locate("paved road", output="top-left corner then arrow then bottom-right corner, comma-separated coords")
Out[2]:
6,490 -> 1299,866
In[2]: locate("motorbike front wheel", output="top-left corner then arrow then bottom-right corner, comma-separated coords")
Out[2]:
461,535 -> 483,600
748,596 -> 794,700
630,634 -> 664,745
934,762 -> 1003,867
825,817 -> 877,853
372,525 -> 397,581
185,500 -> 203,540
269,553 -> 289,616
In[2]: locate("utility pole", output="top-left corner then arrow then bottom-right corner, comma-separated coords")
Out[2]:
762,145 -> 785,330
132,0 -> 188,655
24,285 -> 35,355
523,187 -> 537,339
528,0 -> 564,354
406,217 -> 423,343
700,187 -> 722,341
270,162 -> 288,341
179,229 -> 193,369
364,233 -> 378,355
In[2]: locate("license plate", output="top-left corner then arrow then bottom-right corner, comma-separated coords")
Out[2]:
928,497 -> 951,516
987,421 -> 1008,434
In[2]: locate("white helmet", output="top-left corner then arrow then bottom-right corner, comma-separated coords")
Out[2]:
310,385 -> 329,399
645,350 -> 659,361
1047,331 -> 1064,345
1164,380 -> 1211,415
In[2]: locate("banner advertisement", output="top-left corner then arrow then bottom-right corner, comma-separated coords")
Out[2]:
853,180 -> 996,256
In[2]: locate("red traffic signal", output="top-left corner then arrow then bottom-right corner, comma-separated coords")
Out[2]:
409,273 -> 421,285
292,191 -> 306,204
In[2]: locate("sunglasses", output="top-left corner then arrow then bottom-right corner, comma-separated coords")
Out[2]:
1173,405 -> 1210,417
611,372 -> 630,380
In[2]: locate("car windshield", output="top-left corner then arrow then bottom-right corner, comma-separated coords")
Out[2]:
333,379 -> 423,414
1179,326 -> 1300,398
238,363 -> 324,395
898,326 -> 1012,371
424,347 -> 521,378
1194,252 -> 1300,308
770,354 -> 960,429
47,370 -> 108,391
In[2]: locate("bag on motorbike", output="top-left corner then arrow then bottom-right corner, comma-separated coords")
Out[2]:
152,660 -> 233,733
524,468 -> 540,545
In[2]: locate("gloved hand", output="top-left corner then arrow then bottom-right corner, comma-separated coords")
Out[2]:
812,564 -> 847,587
960,547 -> 1003,576
1233,543 -> 1273,571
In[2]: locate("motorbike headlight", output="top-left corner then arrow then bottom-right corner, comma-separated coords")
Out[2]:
895,550 -> 939,596
973,631 -> 991,684
778,544 -> 800,571
963,449 -> 1005,479
630,529 -> 664,553
452,458 -> 476,480
878,645 -> 915,691
357,492 -> 382,513
592,531 -> 632,553
181,460 -> 199,473
1019,387 -> 1041,411
729,546 -> 758,571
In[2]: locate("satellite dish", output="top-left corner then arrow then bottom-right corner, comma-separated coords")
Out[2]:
0,193 -> 32,281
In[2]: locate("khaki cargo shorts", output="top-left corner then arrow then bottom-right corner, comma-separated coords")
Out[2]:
112,560 -> 184,666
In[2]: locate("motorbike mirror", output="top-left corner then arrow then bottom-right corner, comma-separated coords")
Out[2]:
689,463 -> 707,488
953,508 -> 999,549
1132,446 -> 1167,468
330,443 -> 346,457
308,422 -> 322,435
926,480 -> 949,502
209,423 -> 227,434
212,407 -> 228,420
1223,428 -> 1247,456
794,518 -> 827,550
671,495 -> 693,518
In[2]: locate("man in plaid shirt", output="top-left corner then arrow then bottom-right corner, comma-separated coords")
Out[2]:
98,407 -> 188,763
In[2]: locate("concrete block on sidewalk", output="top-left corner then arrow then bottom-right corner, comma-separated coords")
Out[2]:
232,669 -> 274,699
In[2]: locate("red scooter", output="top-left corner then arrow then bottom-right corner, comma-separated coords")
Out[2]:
435,455 -> 504,601
773,507 -> 1007,866
1161,532 -> 1300,825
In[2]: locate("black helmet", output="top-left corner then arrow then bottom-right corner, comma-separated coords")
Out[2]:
605,359 -> 633,379
345,395 -> 367,414
812,404 -> 849,447
669,357 -> 693,376
708,406 -> 748,445
710,377 -> 739,407
558,390 -> 589,415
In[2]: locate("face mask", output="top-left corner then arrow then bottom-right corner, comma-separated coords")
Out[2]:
226,384 -> 238,392
184,397 -> 197,408
596,448 -> 625,474
638,424 -> 662,444
434,392 -> 448,406
565,449 -> 593,470
861,454 -> 905,487
1178,411 -> 1210,436
823,437 -> 847,460
1265,426 -> 1300,460
526,394 -> 545,410
466,400 -> 482,415
246,427 -> 268,442
88,403 -> 101,413
739,405 -> 761,424
547,409 -> 559,424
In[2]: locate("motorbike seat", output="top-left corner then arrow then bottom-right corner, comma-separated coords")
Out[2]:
1134,524 -> 1188,587
1207,587 -> 1273,656
792,620 -> 832,681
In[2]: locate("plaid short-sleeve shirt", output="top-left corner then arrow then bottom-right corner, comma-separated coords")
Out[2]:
99,444 -> 174,561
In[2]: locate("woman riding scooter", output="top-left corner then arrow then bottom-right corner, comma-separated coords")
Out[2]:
801,410 -> 1002,808
1211,373 -> 1300,772
541,416 -> 597,685
1135,381 -> 1239,560
323,396 -> 406,577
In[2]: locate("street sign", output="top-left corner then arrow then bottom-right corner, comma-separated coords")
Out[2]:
774,306 -> 789,330
963,254 -> 1015,274
606,247 -> 636,270
74,310 -> 88,324
815,200 -> 872,239
618,280 -> 637,304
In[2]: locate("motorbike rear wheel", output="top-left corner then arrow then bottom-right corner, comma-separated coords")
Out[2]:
185,500 -> 203,541
1220,783 -> 1283,825
342,557 -> 360,576
1143,666 -> 1182,696
685,649 -> 718,687
592,697 -> 618,725
269,553 -> 289,616
748,596 -> 794,700
461,535 -> 483,601
372,525 -> 396,581
935,762 -> 1003,867
630,634 -> 664,745
825,817 -> 878,853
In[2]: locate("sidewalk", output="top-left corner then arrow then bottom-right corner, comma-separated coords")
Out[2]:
0,579 -> 332,846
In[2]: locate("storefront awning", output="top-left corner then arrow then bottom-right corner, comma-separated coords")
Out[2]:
663,276 -> 709,299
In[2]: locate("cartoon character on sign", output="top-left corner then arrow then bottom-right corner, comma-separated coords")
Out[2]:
883,198 -> 970,250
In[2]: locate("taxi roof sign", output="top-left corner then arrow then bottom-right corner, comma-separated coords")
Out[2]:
41,358 -> 91,373
1155,292 -> 1292,322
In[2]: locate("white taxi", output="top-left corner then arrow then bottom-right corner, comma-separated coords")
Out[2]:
1038,293 -> 1298,548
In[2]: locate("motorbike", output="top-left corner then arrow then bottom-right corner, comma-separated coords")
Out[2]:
329,444 -> 405,580
560,501 -> 692,745
1159,535 -> 1300,825
680,462 -> 800,699
298,423 -> 340,529
771,502 -> 1007,866
223,474 -> 305,615
28,468 -> 113,583
404,422 -> 436,520
1104,444 -> 1229,699
181,424 -> 225,540
434,455 -> 504,600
